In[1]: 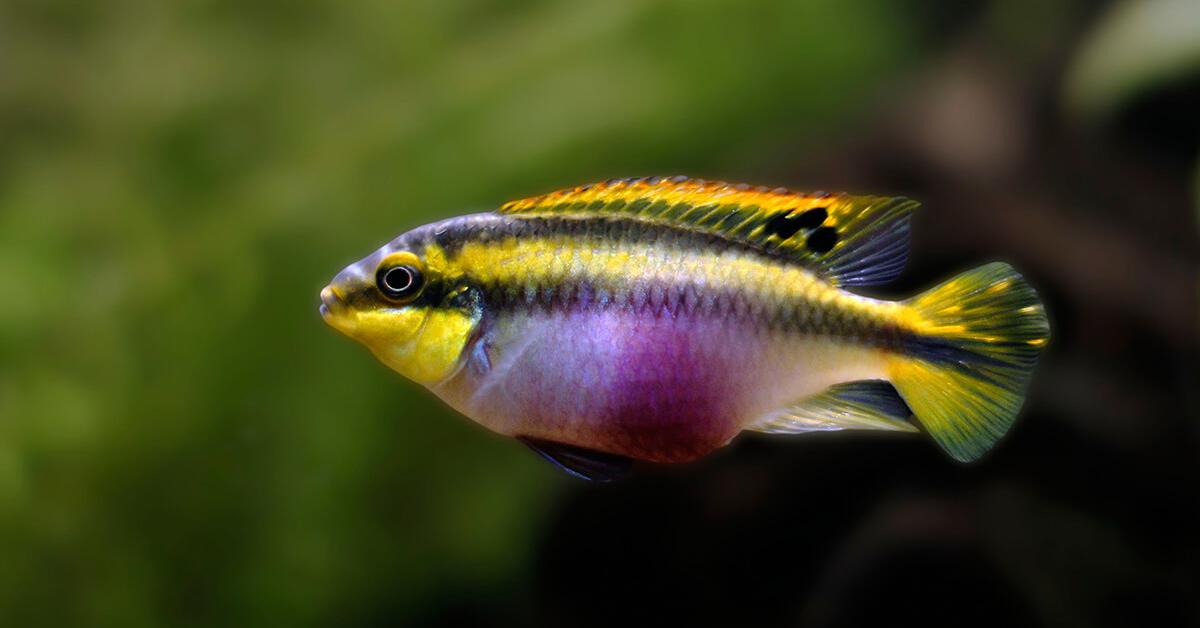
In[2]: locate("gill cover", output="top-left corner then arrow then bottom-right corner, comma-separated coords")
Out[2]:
400,286 -> 482,385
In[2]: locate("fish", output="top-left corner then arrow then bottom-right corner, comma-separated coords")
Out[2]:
319,176 -> 1050,480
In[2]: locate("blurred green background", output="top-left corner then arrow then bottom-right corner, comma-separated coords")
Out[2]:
1,1 -> 1196,627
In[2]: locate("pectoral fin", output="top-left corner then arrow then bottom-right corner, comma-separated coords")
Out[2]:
517,436 -> 633,482
746,380 -> 918,434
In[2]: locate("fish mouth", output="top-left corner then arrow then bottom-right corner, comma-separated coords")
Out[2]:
319,285 -> 347,326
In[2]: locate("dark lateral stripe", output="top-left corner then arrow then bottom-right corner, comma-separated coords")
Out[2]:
425,213 -> 796,266
901,335 -> 1026,389
475,274 -> 901,346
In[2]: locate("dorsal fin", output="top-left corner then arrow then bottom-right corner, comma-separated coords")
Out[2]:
517,436 -> 633,482
499,176 -> 917,287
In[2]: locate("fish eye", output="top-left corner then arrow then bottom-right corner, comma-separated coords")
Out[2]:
376,264 -> 424,302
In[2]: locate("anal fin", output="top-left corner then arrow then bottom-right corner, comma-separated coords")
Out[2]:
747,380 -> 917,434
517,436 -> 633,482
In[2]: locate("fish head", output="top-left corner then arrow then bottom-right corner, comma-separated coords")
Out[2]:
320,238 -> 481,386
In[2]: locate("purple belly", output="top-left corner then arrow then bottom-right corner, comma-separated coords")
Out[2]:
461,309 -> 761,463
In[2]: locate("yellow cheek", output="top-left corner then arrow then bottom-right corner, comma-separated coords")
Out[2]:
353,307 -> 475,386
405,309 -> 476,385
353,309 -> 425,354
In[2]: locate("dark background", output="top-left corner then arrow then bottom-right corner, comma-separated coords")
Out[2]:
1,1 -> 1196,627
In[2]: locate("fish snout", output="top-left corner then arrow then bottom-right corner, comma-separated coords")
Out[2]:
319,284 -> 347,323
320,260 -> 377,333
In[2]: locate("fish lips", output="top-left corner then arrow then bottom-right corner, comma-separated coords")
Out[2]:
319,285 -> 352,331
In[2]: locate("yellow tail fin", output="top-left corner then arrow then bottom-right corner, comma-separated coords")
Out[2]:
887,262 -> 1050,462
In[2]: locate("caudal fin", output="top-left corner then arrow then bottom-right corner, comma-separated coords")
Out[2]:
887,262 -> 1050,462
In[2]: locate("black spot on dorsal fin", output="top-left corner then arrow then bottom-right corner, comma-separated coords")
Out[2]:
517,436 -> 633,482
806,226 -> 839,253
763,207 -> 827,240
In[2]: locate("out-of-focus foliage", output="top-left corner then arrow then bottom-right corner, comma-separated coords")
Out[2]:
1064,0 -> 1200,119
0,1 -> 921,626
1062,0 -> 1200,232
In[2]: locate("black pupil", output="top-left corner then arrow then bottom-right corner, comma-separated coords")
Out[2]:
381,266 -> 417,296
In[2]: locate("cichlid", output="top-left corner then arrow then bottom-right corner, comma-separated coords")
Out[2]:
320,177 -> 1049,480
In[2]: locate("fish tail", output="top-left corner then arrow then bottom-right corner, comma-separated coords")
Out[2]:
885,262 -> 1050,462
